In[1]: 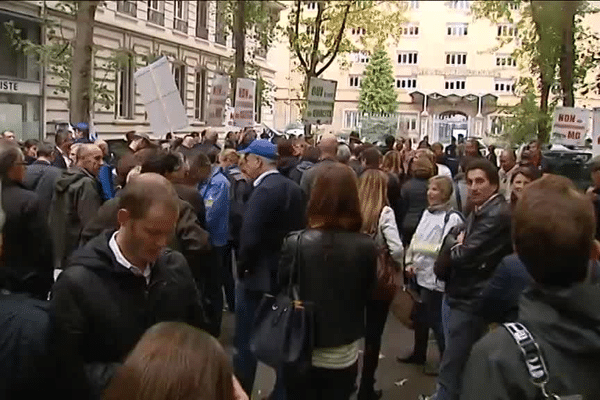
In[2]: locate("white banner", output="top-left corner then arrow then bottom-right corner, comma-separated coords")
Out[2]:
592,108 -> 600,156
134,56 -> 189,136
234,78 -> 256,128
207,74 -> 229,127
305,77 -> 337,125
551,106 -> 591,147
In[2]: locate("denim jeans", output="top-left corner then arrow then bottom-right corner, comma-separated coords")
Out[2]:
234,280 -> 287,400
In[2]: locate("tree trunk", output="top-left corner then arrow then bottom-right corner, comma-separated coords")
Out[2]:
69,1 -> 99,124
538,77 -> 551,142
559,0 -> 578,107
233,0 -> 246,106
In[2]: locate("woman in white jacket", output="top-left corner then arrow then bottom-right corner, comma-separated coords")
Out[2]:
357,169 -> 404,400
401,175 -> 463,369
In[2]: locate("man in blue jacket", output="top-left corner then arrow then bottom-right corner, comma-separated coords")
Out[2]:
199,156 -> 231,334
234,139 -> 305,399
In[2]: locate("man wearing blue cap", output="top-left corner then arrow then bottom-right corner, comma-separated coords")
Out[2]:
73,122 -> 91,144
235,139 -> 305,399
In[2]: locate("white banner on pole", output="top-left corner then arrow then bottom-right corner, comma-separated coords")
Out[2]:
550,106 -> 590,147
234,78 -> 256,128
207,74 -> 229,127
592,108 -> 600,156
134,56 -> 189,136
305,77 -> 337,125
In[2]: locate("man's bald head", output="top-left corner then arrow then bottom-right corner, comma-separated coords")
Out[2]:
205,130 -> 218,144
94,139 -> 108,157
500,148 -> 516,172
318,134 -> 338,158
77,144 -> 104,176
119,173 -> 179,219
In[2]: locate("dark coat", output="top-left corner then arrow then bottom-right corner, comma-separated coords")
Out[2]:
277,156 -> 300,178
445,194 -> 512,311
0,292 -> 56,398
80,194 -> 211,289
1,180 -> 54,299
51,231 -> 208,399
174,183 -> 207,229
51,147 -> 68,170
289,160 -> 314,185
278,230 -> 376,348
399,177 -> 429,245
48,167 -> 103,268
299,158 -> 337,198
223,166 -> 252,248
23,160 -> 62,217
477,254 -> 533,322
238,172 -> 305,293
461,284 -> 600,400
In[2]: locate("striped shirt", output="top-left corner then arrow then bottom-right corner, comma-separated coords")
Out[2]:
312,340 -> 360,369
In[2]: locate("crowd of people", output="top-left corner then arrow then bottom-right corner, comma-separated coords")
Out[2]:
0,125 -> 598,400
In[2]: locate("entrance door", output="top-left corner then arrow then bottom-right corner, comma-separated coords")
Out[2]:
432,111 -> 468,144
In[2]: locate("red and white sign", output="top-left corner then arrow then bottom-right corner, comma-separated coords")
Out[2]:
551,107 -> 590,147
234,78 -> 256,128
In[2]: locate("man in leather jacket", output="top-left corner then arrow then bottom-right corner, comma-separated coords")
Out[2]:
424,158 -> 511,400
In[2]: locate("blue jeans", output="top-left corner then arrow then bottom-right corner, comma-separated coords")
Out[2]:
441,295 -> 451,350
234,280 -> 287,400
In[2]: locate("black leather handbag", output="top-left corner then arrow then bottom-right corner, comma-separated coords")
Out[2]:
250,231 -> 314,371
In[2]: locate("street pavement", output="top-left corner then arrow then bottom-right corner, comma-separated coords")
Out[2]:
220,310 -> 438,400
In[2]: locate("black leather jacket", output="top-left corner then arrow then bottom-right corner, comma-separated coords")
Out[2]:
445,194 -> 512,311
278,229 -> 377,348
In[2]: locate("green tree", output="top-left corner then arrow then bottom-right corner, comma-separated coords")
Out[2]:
358,46 -> 397,114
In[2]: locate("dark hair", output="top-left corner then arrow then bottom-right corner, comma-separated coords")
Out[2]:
307,163 -> 362,232
104,322 -> 233,400
24,139 -> 38,149
277,139 -> 295,158
119,174 -> 179,219
206,148 -> 219,164
0,139 -> 22,180
510,165 -> 540,185
384,135 -> 395,147
37,142 -> 54,158
116,148 -> 159,187
465,158 -> 499,189
55,129 -> 70,147
360,146 -> 382,168
302,146 -> 320,163
189,152 -> 211,174
140,151 -> 182,176
513,175 -> 593,287
125,131 -> 136,143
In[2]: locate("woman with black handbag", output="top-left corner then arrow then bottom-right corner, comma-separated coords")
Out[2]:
357,169 -> 405,400
279,163 -> 377,400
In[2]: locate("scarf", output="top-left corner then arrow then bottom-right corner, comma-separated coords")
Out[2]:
427,201 -> 451,214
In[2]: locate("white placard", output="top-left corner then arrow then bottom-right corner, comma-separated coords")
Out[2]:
207,74 -> 229,127
234,78 -> 256,128
592,108 -> 600,156
133,56 -> 189,136
0,79 -> 41,96
305,77 -> 337,125
551,106 -> 591,147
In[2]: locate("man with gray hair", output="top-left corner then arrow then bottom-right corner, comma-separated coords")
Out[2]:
300,133 -> 339,197
337,143 -> 351,165
235,139 -> 305,397
49,144 -> 104,268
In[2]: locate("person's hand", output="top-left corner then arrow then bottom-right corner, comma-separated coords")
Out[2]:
233,376 -> 249,400
591,240 -> 600,261
457,231 -> 465,245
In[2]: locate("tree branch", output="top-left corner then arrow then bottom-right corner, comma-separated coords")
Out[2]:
316,1 -> 351,76
308,0 -> 326,74
290,0 -> 308,73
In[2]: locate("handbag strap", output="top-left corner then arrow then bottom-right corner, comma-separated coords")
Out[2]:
503,322 -> 559,400
286,230 -> 303,300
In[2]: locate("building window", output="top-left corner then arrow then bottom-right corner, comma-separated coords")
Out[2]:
196,0 -> 208,39
173,64 -> 186,103
117,55 -> 135,119
447,0 -> 470,10
495,54 -> 517,67
214,1 -> 227,45
173,1 -> 188,33
400,23 -> 419,37
344,110 -> 360,129
399,113 -> 418,131
349,75 -> 361,87
444,78 -> 466,90
396,77 -> 417,90
307,2 -> 317,10
446,52 -> 467,66
351,51 -> 370,64
255,80 -> 262,123
194,69 -> 206,121
447,23 -> 468,36
497,24 -> 518,37
408,1 -> 420,9
398,51 -> 418,65
508,1 -> 519,10
494,79 -> 515,94
147,0 -> 165,25
351,27 -> 366,36
116,0 -> 137,17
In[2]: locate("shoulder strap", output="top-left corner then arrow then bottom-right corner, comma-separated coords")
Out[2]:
454,181 -> 463,212
503,322 -> 559,399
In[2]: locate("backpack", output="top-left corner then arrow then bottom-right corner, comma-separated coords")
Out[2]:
433,210 -> 465,282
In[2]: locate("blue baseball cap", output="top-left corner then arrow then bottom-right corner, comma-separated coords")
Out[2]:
76,122 -> 89,131
239,139 -> 277,160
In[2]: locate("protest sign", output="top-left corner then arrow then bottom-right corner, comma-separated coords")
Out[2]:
207,74 -> 229,127
551,106 -> 590,147
234,78 -> 256,128
305,77 -> 336,125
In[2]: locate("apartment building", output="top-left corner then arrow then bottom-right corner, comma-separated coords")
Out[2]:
0,0 -> 282,141
271,0 -> 600,142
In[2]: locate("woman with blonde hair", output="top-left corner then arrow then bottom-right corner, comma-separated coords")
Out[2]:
382,150 -> 405,184
104,322 -> 247,400
400,175 -> 463,371
357,169 -> 404,400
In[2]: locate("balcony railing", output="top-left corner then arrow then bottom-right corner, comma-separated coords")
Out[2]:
148,8 -> 165,26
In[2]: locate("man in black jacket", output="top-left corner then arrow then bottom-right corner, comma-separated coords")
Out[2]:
423,158 -> 511,400
51,173 -> 208,400
0,140 -> 54,299
461,175 -> 600,400
235,139 -> 305,398
51,128 -> 72,170
23,142 -> 62,216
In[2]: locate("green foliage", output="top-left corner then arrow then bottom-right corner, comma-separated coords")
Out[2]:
358,46 -> 397,114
